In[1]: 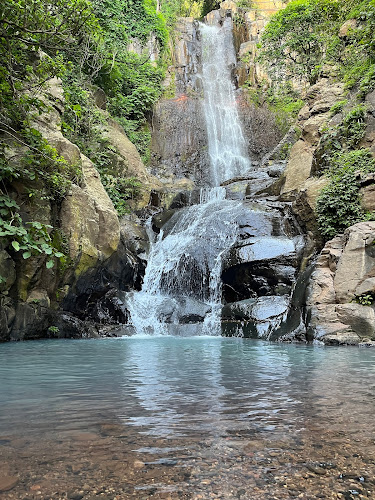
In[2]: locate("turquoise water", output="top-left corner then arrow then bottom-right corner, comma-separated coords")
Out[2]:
1,338 -> 375,499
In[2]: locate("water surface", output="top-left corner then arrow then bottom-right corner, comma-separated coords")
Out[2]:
0,337 -> 374,499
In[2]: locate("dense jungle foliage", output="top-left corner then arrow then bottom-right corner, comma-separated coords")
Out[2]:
0,0 -> 195,271
258,0 -> 375,239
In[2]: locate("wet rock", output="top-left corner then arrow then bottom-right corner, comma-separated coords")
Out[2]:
67,491 -> 84,500
234,236 -> 302,265
222,296 -> 289,321
0,250 -> 16,293
359,340 -> 375,347
62,216 -> 147,325
222,296 -> 290,338
239,99 -> 283,163
222,200 -> 304,307
152,209 -> 178,232
151,97 -> 209,186
53,313 -> 99,339
9,301 -> 52,341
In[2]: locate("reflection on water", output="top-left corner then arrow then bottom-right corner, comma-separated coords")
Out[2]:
0,338 -> 375,499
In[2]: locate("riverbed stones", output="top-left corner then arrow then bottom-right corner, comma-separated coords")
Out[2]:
0,475 -> 18,492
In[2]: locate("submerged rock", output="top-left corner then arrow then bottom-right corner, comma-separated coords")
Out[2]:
0,476 -> 18,493
222,296 -> 290,338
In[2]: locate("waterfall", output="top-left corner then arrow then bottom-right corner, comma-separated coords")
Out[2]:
200,21 -> 251,185
127,19 -> 250,336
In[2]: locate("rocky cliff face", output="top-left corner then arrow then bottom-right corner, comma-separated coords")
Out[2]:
306,222 -> 375,345
0,78 -> 163,341
266,80 -> 375,345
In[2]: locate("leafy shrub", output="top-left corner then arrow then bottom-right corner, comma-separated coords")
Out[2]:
317,104 -> 368,173
245,81 -> 304,135
0,195 -> 66,268
316,149 -> 375,239
101,176 -> 142,216
259,0 -> 344,83
330,100 -> 348,115
355,294 -> 374,306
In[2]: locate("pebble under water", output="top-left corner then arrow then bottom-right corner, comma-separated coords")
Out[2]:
0,337 -> 375,499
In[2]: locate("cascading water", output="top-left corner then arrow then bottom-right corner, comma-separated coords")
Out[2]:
200,20 -> 251,185
127,18 -> 252,336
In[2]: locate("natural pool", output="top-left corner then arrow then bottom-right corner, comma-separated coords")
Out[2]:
0,337 -> 375,499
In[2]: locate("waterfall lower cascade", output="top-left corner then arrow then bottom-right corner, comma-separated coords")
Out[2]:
127,19 -> 252,336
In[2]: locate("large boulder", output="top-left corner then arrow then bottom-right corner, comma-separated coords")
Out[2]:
62,214 -> 148,325
221,200 -> 305,338
99,118 -> 164,209
281,140 -> 314,194
61,156 -> 120,277
306,222 -> 375,344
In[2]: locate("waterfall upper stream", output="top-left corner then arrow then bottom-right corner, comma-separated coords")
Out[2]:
200,21 -> 251,185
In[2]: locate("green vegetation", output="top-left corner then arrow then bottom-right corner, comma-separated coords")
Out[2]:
316,149 -> 375,239
0,195 -> 65,269
254,0 -> 375,240
160,0 -> 205,25
0,0 -> 173,272
259,0 -> 344,84
244,81 -> 304,135
318,104 -> 367,171
355,293 -> 374,306
258,0 -> 375,93
330,100 -> 348,115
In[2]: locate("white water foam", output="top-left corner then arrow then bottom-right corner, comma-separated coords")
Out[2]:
200,21 -> 251,185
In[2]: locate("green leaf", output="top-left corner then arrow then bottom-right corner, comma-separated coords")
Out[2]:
11,241 -> 20,251
54,252 -> 64,258
22,251 -> 32,259
46,259 -> 54,269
